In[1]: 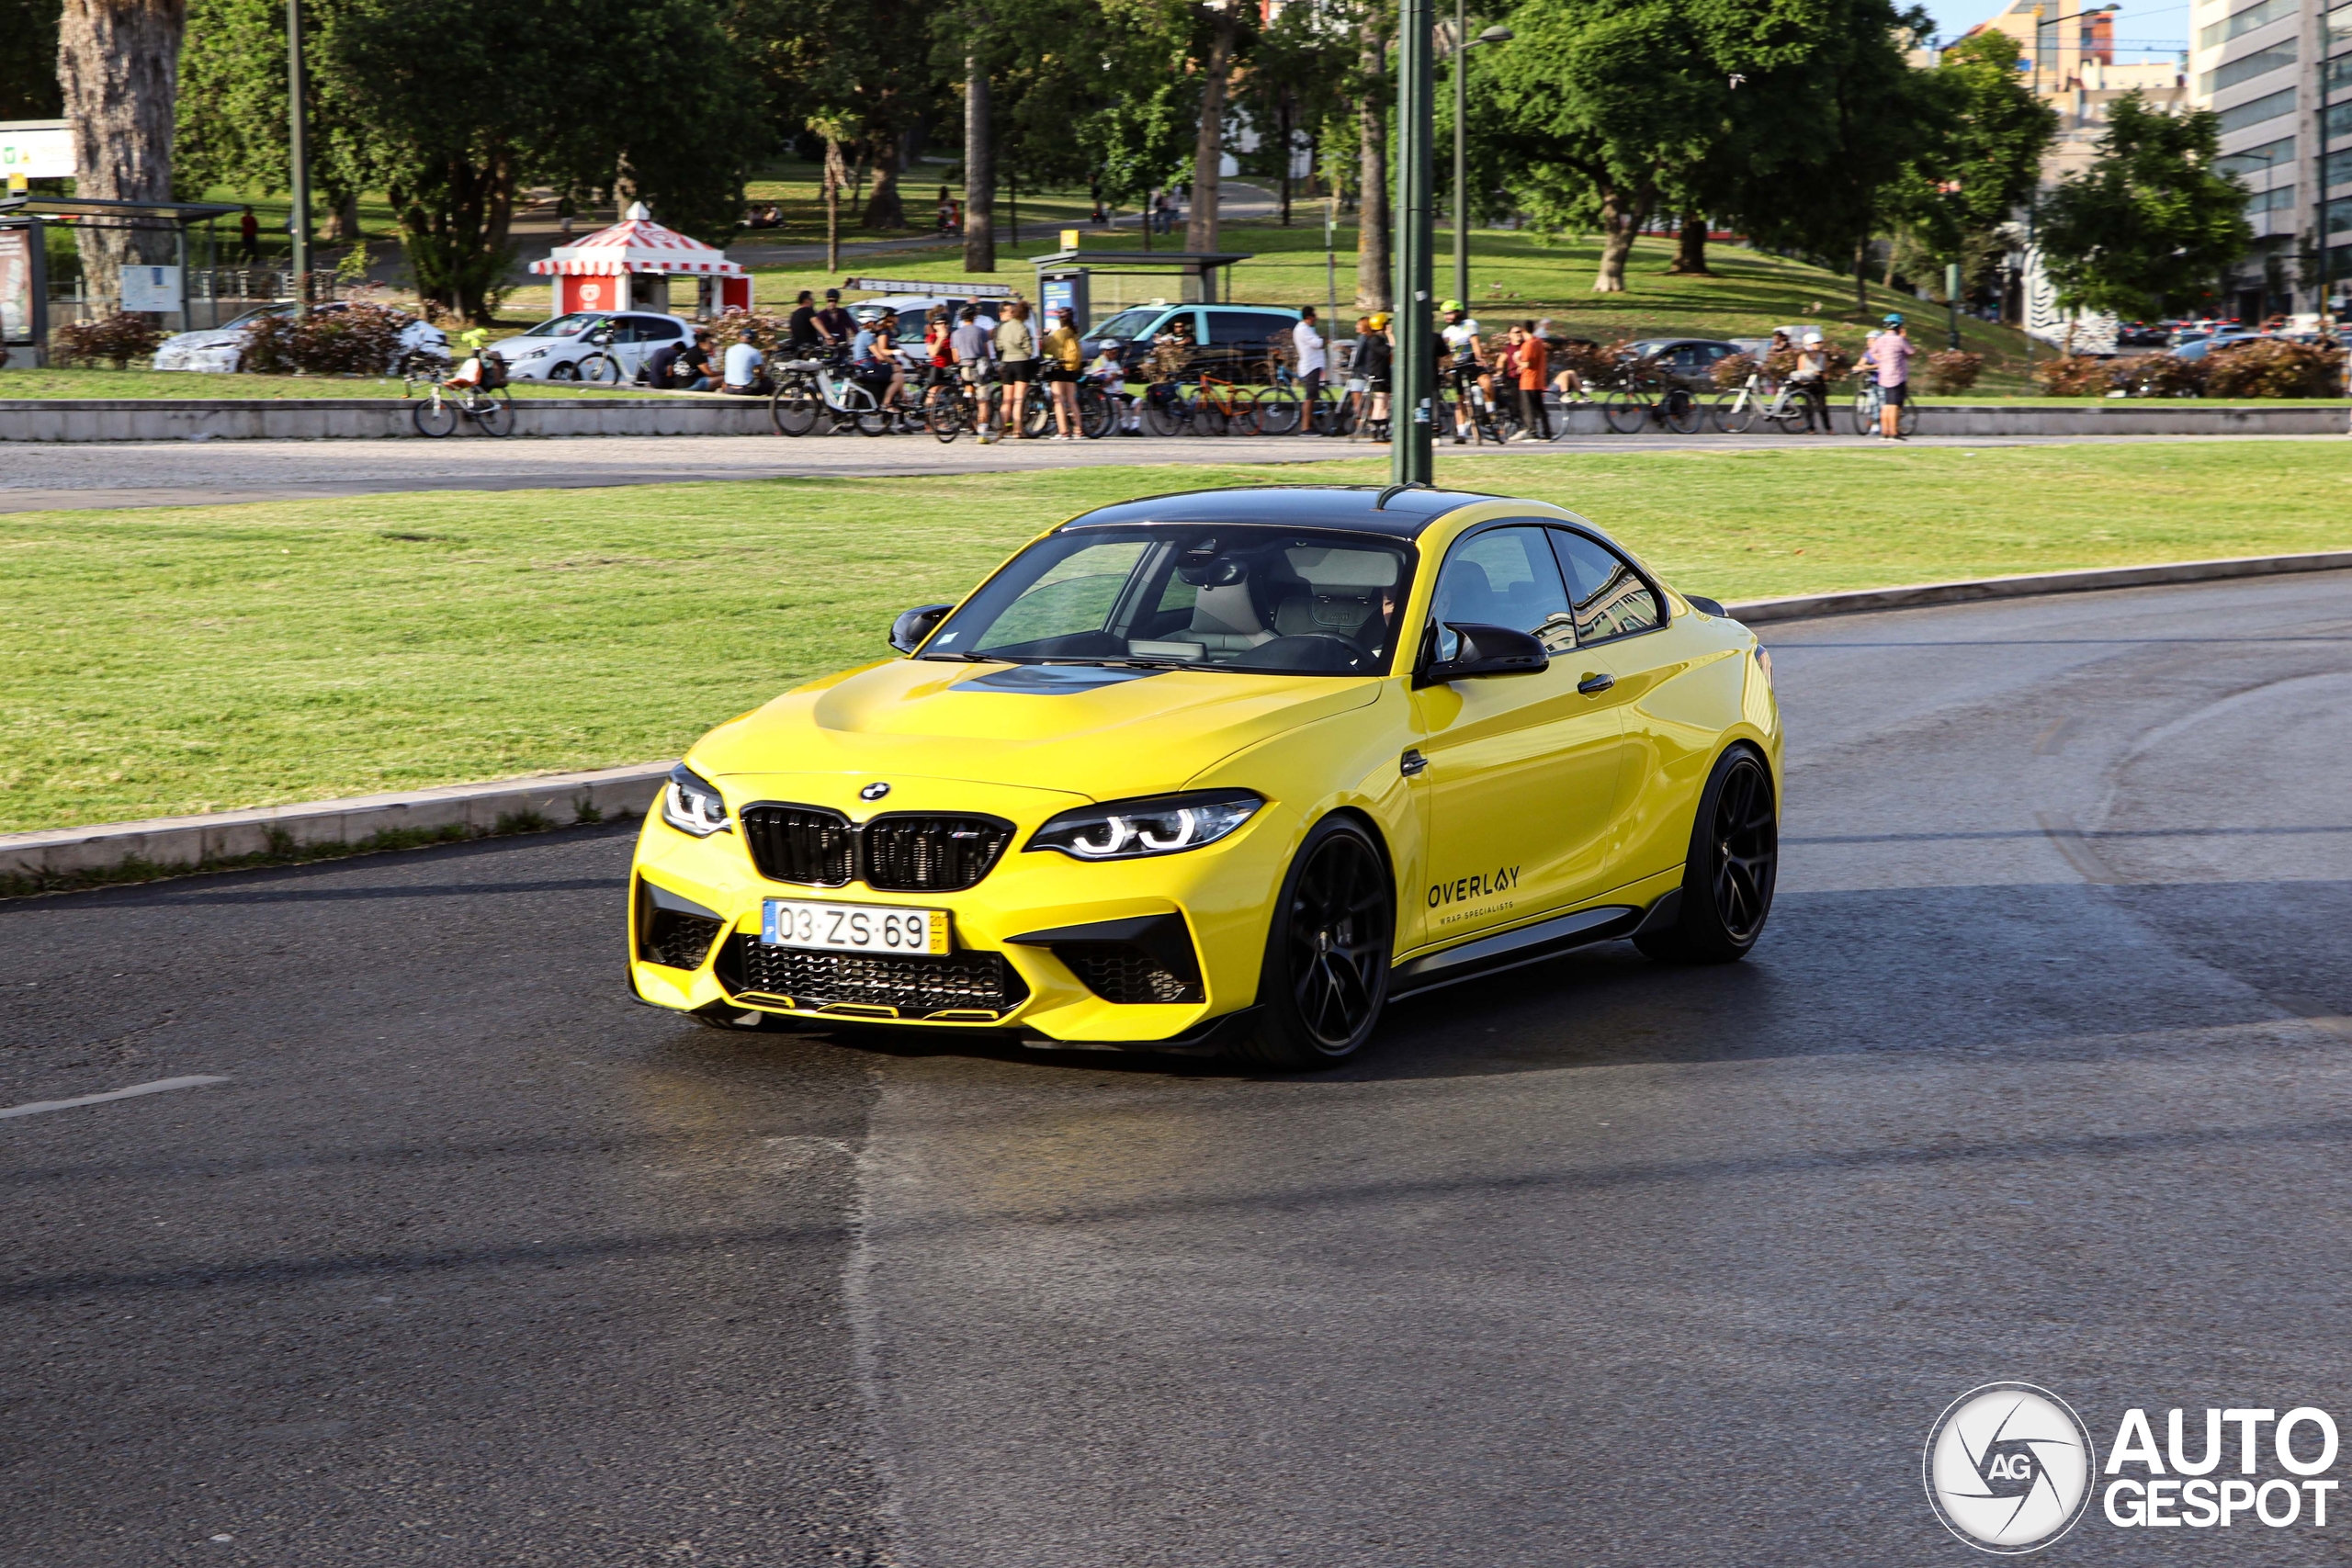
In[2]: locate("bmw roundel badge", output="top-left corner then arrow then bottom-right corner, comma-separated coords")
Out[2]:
860,782 -> 891,801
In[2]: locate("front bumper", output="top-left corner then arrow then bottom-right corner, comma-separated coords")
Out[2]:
627,786 -> 1288,1045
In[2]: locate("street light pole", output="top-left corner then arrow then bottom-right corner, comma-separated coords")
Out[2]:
1394,0 -> 1436,484
286,0 -> 312,315
1448,20 -> 1512,310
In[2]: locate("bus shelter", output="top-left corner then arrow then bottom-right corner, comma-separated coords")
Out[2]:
0,194 -> 240,365
1027,248 -> 1253,333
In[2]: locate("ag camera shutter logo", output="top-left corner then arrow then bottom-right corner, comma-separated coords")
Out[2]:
1924,1382 -> 2097,1553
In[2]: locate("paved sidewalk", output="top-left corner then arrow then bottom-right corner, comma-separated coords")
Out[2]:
8,430 -> 2313,513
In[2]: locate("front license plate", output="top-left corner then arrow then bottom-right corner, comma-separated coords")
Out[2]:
762,899 -> 949,955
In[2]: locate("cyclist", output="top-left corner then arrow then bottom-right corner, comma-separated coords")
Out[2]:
1086,339 -> 1138,433
1438,300 -> 1490,443
920,305 -> 956,422
445,327 -> 495,389
814,288 -> 854,346
949,304 -> 996,442
1791,330 -> 1831,433
1040,305 -> 1084,440
851,308 -> 906,411
1355,311 -> 1393,437
1861,313 -> 1914,440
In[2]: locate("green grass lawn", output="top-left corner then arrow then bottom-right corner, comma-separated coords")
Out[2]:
0,368 -> 664,400
5,441 -> 2346,836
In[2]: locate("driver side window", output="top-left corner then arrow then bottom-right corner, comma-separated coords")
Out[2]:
1430,527 -> 1575,658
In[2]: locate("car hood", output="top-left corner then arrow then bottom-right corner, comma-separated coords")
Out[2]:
690,658 -> 1384,802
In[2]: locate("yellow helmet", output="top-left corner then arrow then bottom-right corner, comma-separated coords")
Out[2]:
1366,311 -> 1392,331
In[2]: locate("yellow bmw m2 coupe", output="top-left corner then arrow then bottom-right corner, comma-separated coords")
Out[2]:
628,484 -> 1781,1068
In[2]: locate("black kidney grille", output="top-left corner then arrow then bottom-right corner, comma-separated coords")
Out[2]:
719,934 -> 1027,1018
1054,942 -> 1205,1005
738,804 -> 1011,892
739,804 -> 856,886
863,815 -> 1012,892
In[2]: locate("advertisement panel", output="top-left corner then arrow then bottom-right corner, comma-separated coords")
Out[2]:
0,225 -> 32,344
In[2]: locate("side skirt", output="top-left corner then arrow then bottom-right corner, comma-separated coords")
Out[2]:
1387,901 -> 1658,999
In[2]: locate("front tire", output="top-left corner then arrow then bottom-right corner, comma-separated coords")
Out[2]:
1636,745 -> 1778,964
1233,817 -> 1393,1069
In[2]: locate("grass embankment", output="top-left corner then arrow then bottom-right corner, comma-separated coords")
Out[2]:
0,368 -> 665,400
6,442 -> 2347,837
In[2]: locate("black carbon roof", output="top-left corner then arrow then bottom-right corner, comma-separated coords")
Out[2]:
1057,484 -> 1500,539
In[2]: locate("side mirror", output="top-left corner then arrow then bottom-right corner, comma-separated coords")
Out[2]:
889,603 -> 955,654
1684,594 -> 1726,616
1414,622 -> 1548,687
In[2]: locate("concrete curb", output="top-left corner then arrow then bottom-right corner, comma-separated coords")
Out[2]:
0,761 -> 672,887
1723,548 -> 2352,625
5,547 -> 2346,891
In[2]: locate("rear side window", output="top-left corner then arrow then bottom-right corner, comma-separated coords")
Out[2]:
1431,526 -> 1575,655
1551,530 -> 1662,643
1204,310 -> 1296,346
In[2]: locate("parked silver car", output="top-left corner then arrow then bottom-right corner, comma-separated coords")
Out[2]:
152,301 -> 447,373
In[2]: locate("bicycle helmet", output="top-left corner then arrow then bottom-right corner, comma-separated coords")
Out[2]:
1366,312 -> 1392,331
1803,331 -> 1823,344
1882,312 -> 1904,326
1440,299 -> 1464,314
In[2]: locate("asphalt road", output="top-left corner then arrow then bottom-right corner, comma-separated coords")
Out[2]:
6,431 -> 2325,515
6,571 -> 2349,1566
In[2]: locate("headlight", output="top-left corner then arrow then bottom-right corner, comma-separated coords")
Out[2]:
515,345 -> 550,361
661,763 -> 731,837
1027,790 -> 1261,861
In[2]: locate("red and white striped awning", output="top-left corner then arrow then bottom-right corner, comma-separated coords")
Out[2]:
527,203 -> 746,278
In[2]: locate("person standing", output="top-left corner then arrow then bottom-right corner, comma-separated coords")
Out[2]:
237,206 -> 260,265
1510,321 -> 1549,440
787,290 -> 824,351
994,300 -> 1039,439
1791,330 -> 1831,433
1040,305 -> 1085,439
949,304 -> 995,442
1862,312 -> 1914,440
1292,306 -> 1328,434
1356,311 -> 1394,439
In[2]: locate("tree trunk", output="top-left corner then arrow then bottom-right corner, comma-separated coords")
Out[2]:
963,56 -> 994,273
1185,3 -> 1239,254
823,135 -> 846,272
1852,238 -> 1869,315
1591,183 -> 1649,292
1277,91 -> 1293,227
1665,210 -> 1711,276
1353,19 -> 1389,310
862,128 -> 904,231
323,188 -> 360,243
57,0 -> 187,314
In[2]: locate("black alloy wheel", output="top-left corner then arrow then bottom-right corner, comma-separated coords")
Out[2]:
1637,745 -> 1779,964
1237,817 -> 1394,1068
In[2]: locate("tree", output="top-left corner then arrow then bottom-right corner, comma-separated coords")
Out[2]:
58,0 -> 187,310
1485,0 -> 1739,292
2,0 -> 64,120
1882,29 -> 2055,293
1183,0 -> 1250,253
1351,0 -> 1390,309
324,0 -> 749,321
2037,90 -> 2250,321
176,0 -> 385,246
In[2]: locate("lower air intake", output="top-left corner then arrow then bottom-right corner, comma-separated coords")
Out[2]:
718,935 -> 1028,1018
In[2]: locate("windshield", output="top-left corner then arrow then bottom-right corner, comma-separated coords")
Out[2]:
1090,308 -> 1163,343
922,525 -> 1415,677
522,313 -> 606,338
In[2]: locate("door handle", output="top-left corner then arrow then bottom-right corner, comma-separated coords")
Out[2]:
1577,672 -> 1615,695
1400,748 -> 1429,776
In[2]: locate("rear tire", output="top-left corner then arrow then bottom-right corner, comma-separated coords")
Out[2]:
412,397 -> 458,437
1663,388 -> 1704,434
579,353 -> 623,385
770,378 -> 818,436
1231,817 -> 1393,1069
1712,392 -> 1755,434
1077,384 -> 1114,438
1602,389 -> 1647,434
474,389 -> 514,436
1635,745 -> 1778,964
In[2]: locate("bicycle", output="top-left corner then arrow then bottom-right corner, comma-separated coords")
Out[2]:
1142,373 -> 1255,435
1850,379 -> 1921,437
404,371 -> 514,437
1710,371 -> 1816,434
1600,355 -> 1704,434
770,351 -> 889,437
